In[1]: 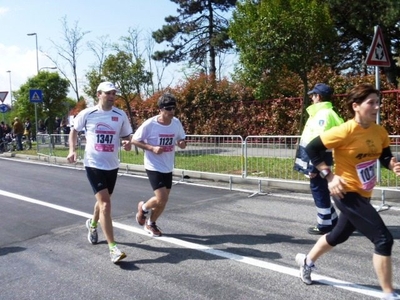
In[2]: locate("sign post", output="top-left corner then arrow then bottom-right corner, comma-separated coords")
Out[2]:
365,26 -> 391,68
365,25 -> 391,125
29,89 -> 43,151
365,25 -> 391,211
0,91 -> 8,122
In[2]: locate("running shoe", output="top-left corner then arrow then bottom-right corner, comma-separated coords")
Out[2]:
307,226 -> 329,235
144,222 -> 162,237
295,253 -> 314,285
85,218 -> 98,244
136,201 -> 149,226
382,293 -> 400,300
110,246 -> 126,264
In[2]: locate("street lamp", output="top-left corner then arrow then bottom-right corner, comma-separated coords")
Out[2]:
6,70 -> 13,107
39,66 -> 57,72
27,33 -> 39,74
27,32 -> 40,151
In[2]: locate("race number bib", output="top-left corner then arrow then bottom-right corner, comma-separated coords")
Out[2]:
95,133 -> 114,152
356,160 -> 376,191
94,123 -> 116,152
159,134 -> 174,152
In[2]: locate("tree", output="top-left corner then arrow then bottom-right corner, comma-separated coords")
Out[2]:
83,35 -> 112,101
325,0 -> 400,85
103,51 -> 152,99
117,28 -> 162,97
229,0 -> 337,130
83,69 -> 103,102
45,16 -> 90,101
84,29 -> 158,100
152,0 -> 237,79
12,71 -> 70,135
85,51 -> 152,131
87,35 -> 111,73
144,30 -> 171,93
69,98 -> 87,117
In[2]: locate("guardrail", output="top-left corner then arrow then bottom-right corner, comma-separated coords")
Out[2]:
36,134 -> 400,207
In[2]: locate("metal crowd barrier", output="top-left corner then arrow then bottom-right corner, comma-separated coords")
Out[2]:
36,134 -> 400,206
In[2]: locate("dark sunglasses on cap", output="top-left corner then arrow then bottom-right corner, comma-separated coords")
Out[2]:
163,106 -> 176,111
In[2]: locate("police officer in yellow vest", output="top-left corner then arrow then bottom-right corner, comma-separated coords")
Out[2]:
294,83 -> 344,235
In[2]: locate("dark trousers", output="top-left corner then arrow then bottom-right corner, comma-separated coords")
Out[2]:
16,133 -> 23,150
310,174 -> 338,232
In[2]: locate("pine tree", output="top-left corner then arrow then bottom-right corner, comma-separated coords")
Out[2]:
152,0 -> 237,79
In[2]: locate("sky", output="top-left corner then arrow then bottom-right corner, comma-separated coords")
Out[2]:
0,0 -> 231,106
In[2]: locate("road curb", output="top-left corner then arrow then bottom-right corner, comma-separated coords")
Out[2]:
4,153 -> 400,202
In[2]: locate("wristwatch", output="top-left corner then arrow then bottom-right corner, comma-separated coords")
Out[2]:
319,169 -> 331,179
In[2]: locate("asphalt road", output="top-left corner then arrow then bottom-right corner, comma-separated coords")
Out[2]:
0,157 -> 399,300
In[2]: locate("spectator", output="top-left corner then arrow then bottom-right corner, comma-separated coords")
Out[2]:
12,117 -> 24,151
0,121 -> 5,136
55,116 -> 61,143
3,123 -> 11,136
44,117 -> 51,134
3,123 -> 12,149
24,117 -> 32,150
37,119 -> 47,144
60,117 -> 70,147
38,119 -> 46,134
0,122 -> 4,152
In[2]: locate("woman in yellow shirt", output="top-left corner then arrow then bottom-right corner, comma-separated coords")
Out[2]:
295,83 -> 400,300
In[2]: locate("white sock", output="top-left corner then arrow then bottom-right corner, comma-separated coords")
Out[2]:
306,256 -> 314,267
142,204 -> 149,212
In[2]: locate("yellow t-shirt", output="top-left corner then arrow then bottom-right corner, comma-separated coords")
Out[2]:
320,119 -> 390,197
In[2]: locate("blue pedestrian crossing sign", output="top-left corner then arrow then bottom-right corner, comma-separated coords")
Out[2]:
29,89 -> 43,103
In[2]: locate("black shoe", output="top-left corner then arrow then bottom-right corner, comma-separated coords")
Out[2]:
307,226 -> 329,235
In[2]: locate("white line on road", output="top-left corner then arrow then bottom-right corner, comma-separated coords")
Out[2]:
0,189 -> 387,299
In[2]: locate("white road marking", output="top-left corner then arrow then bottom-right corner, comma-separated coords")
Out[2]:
0,189 -> 387,299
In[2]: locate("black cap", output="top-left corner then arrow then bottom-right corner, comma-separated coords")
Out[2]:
158,93 -> 176,108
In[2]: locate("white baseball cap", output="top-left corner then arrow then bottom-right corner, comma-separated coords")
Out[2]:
96,82 -> 119,92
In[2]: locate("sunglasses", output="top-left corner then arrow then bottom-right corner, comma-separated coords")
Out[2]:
105,91 -> 117,95
163,106 -> 176,111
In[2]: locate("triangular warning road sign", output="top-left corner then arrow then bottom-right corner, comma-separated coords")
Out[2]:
0,91 -> 8,103
365,26 -> 391,67
31,92 -> 41,101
